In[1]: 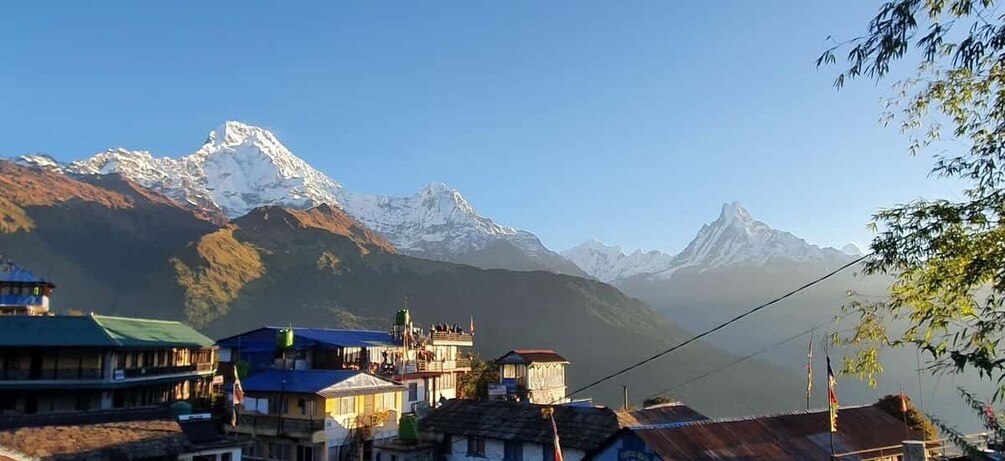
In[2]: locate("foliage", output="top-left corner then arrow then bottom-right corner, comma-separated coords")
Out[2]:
172,226 -> 265,327
458,354 -> 499,400
819,0 -> 1005,442
875,394 -> 939,439
642,395 -> 679,408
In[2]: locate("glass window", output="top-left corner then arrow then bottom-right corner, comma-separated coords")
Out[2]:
296,445 -> 314,461
339,396 -> 356,414
407,383 -> 418,402
467,437 -> 485,457
442,434 -> 453,454
298,398 -> 307,416
504,441 -> 523,461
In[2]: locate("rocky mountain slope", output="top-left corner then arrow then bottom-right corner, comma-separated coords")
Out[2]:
16,121 -> 581,276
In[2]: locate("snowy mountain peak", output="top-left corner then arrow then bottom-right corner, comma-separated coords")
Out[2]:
564,202 -> 856,282
561,240 -> 672,283
841,243 -> 865,256
15,153 -> 62,171
720,201 -> 753,223
206,121 -> 281,148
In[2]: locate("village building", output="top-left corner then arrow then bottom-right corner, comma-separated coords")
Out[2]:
231,369 -> 405,461
0,260 -> 54,317
495,350 -> 569,404
588,404 -> 926,461
0,314 -> 217,419
415,400 -> 620,461
216,310 -> 474,412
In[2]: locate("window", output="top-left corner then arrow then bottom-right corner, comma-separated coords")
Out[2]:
442,435 -> 453,454
467,437 -> 486,457
269,442 -> 292,460
221,453 -> 233,461
296,445 -> 314,461
504,441 -> 523,461
390,455 -> 398,461
339,396 -> 356,414
298,398 -> 307,416
375,392 -> 396,411
407,383 -> 418,402
542,444 -> 556,461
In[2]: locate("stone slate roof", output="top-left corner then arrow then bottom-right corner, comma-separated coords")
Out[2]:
602,404 -> 925,460
615,403 -> 709,427
420,400 -> 619,451
0,315 -> 214,348
0,418 -> 241,460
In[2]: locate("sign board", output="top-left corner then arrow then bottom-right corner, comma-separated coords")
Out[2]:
488,383 -> 507,397
212,375 -> 224,385
113,369 -> 125,381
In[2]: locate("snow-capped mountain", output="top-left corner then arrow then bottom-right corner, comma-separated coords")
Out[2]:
564,202 -> 854,282
20,121 -> 579,274
560,240 -> 675,283
65,122 -> 344,217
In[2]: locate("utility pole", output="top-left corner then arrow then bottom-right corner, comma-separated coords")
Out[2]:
623,385 -> 629,410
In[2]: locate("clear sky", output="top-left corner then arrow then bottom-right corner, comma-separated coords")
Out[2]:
0,1 -> 965,254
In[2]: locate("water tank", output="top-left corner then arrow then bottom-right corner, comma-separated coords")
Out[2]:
398,414 -> 419,444
395,309 -> 410,327
170,401 -> 193,418
276,328 -> 294,350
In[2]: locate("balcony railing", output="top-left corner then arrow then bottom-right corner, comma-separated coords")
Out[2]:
0,369 -> 103,381
430,332 -> 473,343
416,359 -> 471,372
237,414 -> 325,436
121,362 -> 214,379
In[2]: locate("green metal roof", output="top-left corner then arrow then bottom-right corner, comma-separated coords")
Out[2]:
0,315 -> 214,348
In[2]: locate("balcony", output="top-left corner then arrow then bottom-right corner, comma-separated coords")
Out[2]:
0,369 -> 103,381
235,414 -> 325,438
430,332 -> 473,346
399,359 -> 471,374
119,362 -> 215,379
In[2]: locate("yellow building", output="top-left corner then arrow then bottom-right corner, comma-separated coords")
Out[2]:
232,369 -> 405,461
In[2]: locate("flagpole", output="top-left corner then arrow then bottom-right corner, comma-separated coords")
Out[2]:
901,385 -> 910,442
806,332 -> 813,411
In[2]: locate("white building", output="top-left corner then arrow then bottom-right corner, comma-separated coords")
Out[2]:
495,350 -> 569,404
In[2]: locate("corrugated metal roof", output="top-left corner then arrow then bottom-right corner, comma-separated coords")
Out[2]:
0,261 -> 51,285
420,400 -> 619,450
616,404 -> 923,460
0,315 -> 214,348
616,403 -> 709,427
216,326 -> 398,351
496,349 -> 570,364
241,369 -> 401,396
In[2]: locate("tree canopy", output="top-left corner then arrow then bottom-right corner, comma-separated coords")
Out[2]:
819,0 -> 1005,442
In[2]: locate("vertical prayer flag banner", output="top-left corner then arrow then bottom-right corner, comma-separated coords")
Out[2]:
550,412 -> 564,461
827,355 -> 838,433
900,387 -> 908,413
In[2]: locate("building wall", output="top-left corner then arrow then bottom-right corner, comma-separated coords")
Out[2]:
588,432 -> 651,461
445,436 -> 586,461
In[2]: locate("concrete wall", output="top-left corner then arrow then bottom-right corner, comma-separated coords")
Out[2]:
446,436 -> 586,461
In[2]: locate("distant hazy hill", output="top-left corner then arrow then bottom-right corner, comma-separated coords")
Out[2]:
0,160 -> 805,417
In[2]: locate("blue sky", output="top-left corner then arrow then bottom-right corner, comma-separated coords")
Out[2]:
0,2 -> 964,254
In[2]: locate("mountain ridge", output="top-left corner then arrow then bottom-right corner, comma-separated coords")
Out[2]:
13,121 -> 582,276
562,202 -> 855,283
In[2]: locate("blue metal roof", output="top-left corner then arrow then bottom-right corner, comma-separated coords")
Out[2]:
0,261 -> 49,284
216,327 -> 398,351
240,369 -> 361,394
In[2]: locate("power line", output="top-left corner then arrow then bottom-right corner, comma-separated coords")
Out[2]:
560,253 -> 872,402
643,320 -> 855,402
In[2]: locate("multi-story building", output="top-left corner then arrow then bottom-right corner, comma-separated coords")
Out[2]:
0,314 -> 217,417
0,260 -> 55,316
233,369 -> 404,461
216,311 -> 473,412
495,349 -> 569,404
